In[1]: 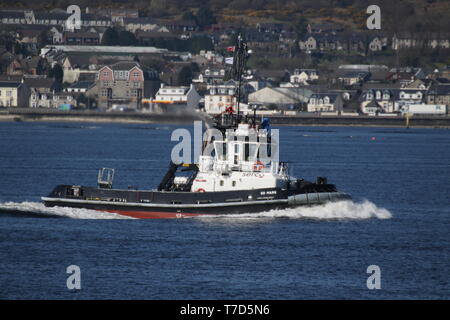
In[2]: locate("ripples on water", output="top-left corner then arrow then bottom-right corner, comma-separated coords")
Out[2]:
0,200 -> 392,221
0,123 -> 448,299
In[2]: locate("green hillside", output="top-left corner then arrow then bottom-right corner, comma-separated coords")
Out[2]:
1,0 -> 449,33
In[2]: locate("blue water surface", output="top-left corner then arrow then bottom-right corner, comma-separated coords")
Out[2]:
0,121 -> 448,299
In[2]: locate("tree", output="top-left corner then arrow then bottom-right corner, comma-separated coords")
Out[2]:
188,36 -> 214,53
37,29 -> 49,49
48,64 -> 64,83
101,28 -> 119,46
196,5 -> 217,29
118,31 -> 138,46
177,65 -> 193,86
182,11 -> 197,22
294,16 -> 308,41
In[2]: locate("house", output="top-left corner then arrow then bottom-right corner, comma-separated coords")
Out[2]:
402,79 -> 430,90
63,31 -> 100,45
367,36 -> 388,52
123,17 -> 166,33
337,71 -> 371,86
204,81 -> 236,114
307,93 -> 343,112
153,83 -> 201,110
290,69 -> 319,84
33,11 -> 111,28
426,84 -> 450,106
192,67 -> 226,84
360,85 -> 397,113
392,33 -> 450,50
6,58 -> 24,76
164,20 -> 198,33
256,23 -> 287,34
23,76 -> 60,94
307,23 -> 343,34
48,26 -> 64,44
0,10 -> 26,24
96,61 -> 158,109
30,90 -> 76,108
386,67 -> 427,85
62,54 -> 98,83
5,56 -> 46,76
299,34 -> 341,52
65,81 -> 95,93
136,31 -> 177,45
17,29 -> 42,53
361,100 -> 383,114
34,11 -> 69,26
360,85 -> 426,113
0,81 -> 30,107
109,8 -> 139,23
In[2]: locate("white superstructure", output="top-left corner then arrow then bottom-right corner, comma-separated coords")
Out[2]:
190,122 -> 290,192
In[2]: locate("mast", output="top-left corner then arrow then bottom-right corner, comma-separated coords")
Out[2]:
231,34 -> 250,119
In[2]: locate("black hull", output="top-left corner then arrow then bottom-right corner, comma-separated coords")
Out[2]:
42,199 -> 292,218
42,184 -> 350,219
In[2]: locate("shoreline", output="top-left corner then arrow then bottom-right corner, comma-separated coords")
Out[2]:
1,109 -> 449,128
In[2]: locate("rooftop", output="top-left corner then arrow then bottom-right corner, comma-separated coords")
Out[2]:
0,81 -> 22,88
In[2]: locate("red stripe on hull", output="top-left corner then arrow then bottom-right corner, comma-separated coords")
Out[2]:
100,209 -> 202,219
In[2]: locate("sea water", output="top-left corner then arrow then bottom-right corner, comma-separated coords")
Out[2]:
0,122 -> 448,299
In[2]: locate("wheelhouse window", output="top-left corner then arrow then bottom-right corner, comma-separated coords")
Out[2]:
244,142 -> 259,162
214,141 -> 227,161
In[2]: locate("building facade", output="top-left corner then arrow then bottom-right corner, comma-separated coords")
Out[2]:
0,81 -> 30,107
204,83 -> 236,114
97,62 -> 149,109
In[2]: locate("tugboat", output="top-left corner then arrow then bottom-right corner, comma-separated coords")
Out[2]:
41,36 -> 351,219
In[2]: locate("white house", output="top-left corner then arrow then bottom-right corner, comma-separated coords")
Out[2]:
0,81 -> 30,107
30,90 -> 76,108
153,83 -> 201,109
290,69 -> 319,84
192,68 -> 226,84
360,88 -> 426,113
204,82 -> 236,114
307,93 -> 343,112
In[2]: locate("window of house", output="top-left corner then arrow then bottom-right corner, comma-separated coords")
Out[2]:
376,91 -> 381,99
232,181 -> 236,187
220,180 -> 224,186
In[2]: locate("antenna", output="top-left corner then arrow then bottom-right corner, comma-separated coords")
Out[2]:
231,34 -> 250,119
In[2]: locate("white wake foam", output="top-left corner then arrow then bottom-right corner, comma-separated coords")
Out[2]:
196,200 -> 392,222
0,202 -> 133,219
0,200 -> 392,221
